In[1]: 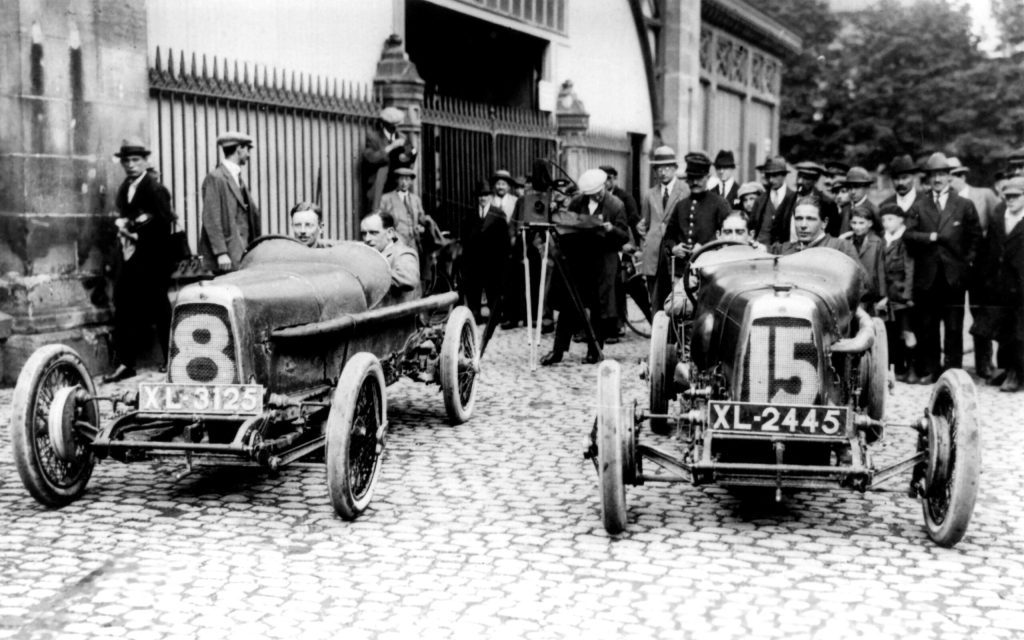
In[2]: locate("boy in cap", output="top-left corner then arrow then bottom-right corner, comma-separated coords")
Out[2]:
362,106 -> 416,213
877,203 -> 916,381
199,131 -> 261,274
849,205 -> 886,306
663,152 -> 731,258
736,181 -> 764,218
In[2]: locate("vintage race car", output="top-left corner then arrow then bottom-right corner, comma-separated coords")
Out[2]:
588,241 -> 981,547
10,237 -> 480,519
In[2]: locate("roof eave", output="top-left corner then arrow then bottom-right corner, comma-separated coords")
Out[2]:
702,0 -> 803,60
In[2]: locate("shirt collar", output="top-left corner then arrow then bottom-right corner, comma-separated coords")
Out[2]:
222,159 -> 242,181
884,225 -> 905,245
662,178 -> 676,194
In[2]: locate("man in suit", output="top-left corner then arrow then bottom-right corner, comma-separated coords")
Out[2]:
290,202 -> 333,248
823,161 -> 850,199
904,152 -> 983,384
752,156 -> 795,244
790,161 -> 840,238
599,165 -> 640,341
882,154 -> 924,213
104,137 -> 175,383
767,198 -> 860,264
199,131 -> 261,274
360,211 -> 420,304
461,180 -> 498,322
362,106 -> 416,214
599,165 -> 640,241
638,146 -> 689,312
949,157 -> 1001,378
541,168 -> 630,365
835,167 -> 880,235
663,152 -> 732,258
710,150 -> 739,208
379,167 -> 426,253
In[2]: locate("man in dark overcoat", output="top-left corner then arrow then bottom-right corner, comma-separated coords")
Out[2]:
361,106 -> 417,214
541,168 -> 629,365
199,131 -> 261,274
104,137 -> 174,382
752,156 -> 796,244
663,152 -> 731,261
903,152 -> 983,383
711,150 -> 739,207
972,177 -> 1024,392
881,155 -> 925,213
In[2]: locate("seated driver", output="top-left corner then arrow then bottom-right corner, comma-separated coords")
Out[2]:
360,211 -> 421,303
717,211 -> 753,243
290,201 -> 334,248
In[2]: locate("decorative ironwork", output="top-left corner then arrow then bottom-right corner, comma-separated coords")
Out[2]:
713,33 -> 749,85
700,27 -> 713,73
701,27 -> 779,99
750,52 -> 780,97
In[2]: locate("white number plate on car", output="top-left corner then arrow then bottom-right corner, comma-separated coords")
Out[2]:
709,401 -> 848,438
138,383 -> 264,416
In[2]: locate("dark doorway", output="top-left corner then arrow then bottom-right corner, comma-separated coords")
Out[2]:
406,0 -> 547,109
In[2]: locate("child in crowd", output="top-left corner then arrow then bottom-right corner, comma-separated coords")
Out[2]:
849,205 -> 886,306
876,203 -> 916,382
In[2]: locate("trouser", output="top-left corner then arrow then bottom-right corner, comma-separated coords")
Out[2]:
646,268 -> 671,314
913,274 -> 965,376
502,238 -> 541,323
552,302 -> 607,354
885,308 -> 913,375
112,265 -> 171,369
967,288 -> 994,373
996,338 -> 1023,374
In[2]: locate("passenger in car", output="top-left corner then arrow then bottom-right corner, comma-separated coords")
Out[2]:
289,201 -> 334,248
360,211 -> 421,303
768,198 -> 858,262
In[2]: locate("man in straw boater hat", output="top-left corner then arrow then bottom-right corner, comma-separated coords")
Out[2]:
104,137 -> 174,382
199,130 -> 261,274
362,106 -> 417,213
903,151 -> 983,385
882,154 -> 925,213
541,168 -> 629,366
971,176 -> 1024,392
663,152 -> 731,259
750,155 -> 795,244
638,146 -> 689,313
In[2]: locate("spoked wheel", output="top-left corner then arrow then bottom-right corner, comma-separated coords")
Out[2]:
920,369 -> 981,547
596,360 -> 634,534
11,344 -> 99,507
440,306 -> 479,424
326,353 -> 388,520
860,317 -> 889,441
623,274 -> 652,338
648,311 -> 676,435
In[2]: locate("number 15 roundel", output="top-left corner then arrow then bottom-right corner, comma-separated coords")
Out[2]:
746,323 -> 818,405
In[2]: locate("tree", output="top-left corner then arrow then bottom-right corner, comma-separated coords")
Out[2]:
991,0 -> 1024,54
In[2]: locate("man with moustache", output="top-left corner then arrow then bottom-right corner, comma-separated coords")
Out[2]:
752,156 -> 795,244
663,152 -> 731,259
904,152 -> 983,384
638,146 -> 689,312
882,154 -> 925,213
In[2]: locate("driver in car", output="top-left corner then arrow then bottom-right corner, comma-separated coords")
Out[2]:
290,201 -> 334,248
360,211 -> 421,303
767,198 -> 859,262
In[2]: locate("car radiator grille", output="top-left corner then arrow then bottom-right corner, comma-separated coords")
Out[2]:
168,303 -> 238,384
740,317 -> 819,404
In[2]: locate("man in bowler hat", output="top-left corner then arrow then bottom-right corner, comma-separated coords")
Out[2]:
711,150 -> 739,207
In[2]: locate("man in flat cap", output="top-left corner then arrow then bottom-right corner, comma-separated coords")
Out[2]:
199,131 -> 261,274
785,161 -> 840,239
823,161 -> 850,199
904,152 -> 983,384
362,106 -> 417,214
638,146 -> 689,313
663,152 -> 731,260
710,150 -> 739,207
104,137 -> 175,382
972,176 -> 1024,391
379,167 -> 426,253
751,156 -> 796,244
882,155 -> 924,213
541,168 -> 629,365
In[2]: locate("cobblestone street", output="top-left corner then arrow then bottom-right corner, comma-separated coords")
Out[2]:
0,327 -> 1022,640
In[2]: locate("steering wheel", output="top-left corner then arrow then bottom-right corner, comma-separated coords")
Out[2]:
682,238 -> 758,306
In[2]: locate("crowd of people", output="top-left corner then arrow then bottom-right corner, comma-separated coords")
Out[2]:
102,106 -> 1024,393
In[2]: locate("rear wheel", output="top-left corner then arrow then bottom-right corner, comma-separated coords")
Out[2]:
596,360 -> 630,534
860,317 -> 889,440
921,369 -> 981,547
623,274 -> 652,338
10,345 -> 98,507
648,311 -> 675,435
440,306 -> 479,424
326,353 -> 388,520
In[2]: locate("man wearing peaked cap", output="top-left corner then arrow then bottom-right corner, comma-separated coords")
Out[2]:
638,146 -> 689,312
541,168 -> 630,365
710,150 -> 739,206
662,152 -> 731,261
972,176 -> 1024,391
778,160 -> 839,240
903,151 -> 983,384
199,130 -> 260,274
104,136 -> 175,383
362,106 -> 417,213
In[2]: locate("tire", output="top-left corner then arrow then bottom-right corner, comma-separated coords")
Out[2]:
440,306 -> 479,425
624,275 -> 652,338
326,353 -> 388,520
596,360 -> 628,534
10,344 -> 98,507
648,311 -> 675,435
921,369 -> 981,547
861,317 -> 889,426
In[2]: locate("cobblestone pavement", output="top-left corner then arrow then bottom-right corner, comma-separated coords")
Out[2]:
0,326 -> 1022,640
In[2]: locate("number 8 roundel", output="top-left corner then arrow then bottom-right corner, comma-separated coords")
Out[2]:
169,313 -> 236,384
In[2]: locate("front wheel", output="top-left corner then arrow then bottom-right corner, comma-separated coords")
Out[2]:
10,344 -> 99,507
596,360 -> 632,534
440,306 -> 479,424
921,369 -> 981,547
326,353 -> 388,520
648,311 -> 675,435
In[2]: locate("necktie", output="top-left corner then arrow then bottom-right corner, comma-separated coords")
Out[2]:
934,192 -> 940,208
662,187 -> 669,210
772,189 -> 780,208
238,177 -> 250,208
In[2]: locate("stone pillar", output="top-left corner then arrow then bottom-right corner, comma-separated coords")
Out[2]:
555,80 -> 590,181
373,34 -> 425,181
0,0 -> 149,383
660,0 -> 702,153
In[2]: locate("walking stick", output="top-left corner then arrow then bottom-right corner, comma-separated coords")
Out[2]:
522,227 -> 535,370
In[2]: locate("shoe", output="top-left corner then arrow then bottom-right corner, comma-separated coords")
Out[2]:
540,350 -> 564,366
605,336 -> 620,345
1000,370 -> 1020,392
905,371 -> 920,385
976,363 -> 993,380
500,320 -> 518,330
916,374 -> 936,386
988,369 -> 1007,386
572,332 -> 585,343
102,365 -> 137,383
895,371 -> 909,383
584,351 -> 602,364
541,322 -> 554,335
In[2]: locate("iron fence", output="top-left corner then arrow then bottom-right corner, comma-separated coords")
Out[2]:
149,48 -> 378,250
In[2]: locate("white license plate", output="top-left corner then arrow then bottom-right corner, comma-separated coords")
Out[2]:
709,401 -> 849,438
138,383 -> 265,416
